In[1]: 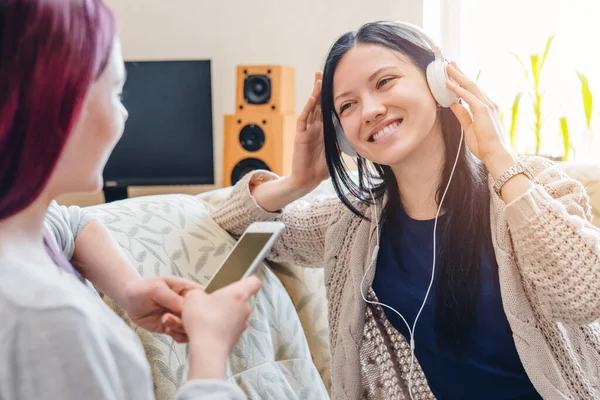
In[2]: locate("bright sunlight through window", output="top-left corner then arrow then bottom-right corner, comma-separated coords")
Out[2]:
458,0 -> 600,163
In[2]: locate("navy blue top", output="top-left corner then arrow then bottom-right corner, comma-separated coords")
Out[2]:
371,208 -> 542,399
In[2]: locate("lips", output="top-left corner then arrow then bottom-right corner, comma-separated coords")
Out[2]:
369,119 -> 403,142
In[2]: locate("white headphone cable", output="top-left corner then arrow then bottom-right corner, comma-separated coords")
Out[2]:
360,127 -> 464,399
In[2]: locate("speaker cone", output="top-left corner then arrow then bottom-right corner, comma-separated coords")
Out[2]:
244,75 -> 271,104
239,124 -> 265,152
231,158 -> 270,185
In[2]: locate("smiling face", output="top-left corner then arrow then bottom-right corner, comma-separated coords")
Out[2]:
332,43 -> 441,167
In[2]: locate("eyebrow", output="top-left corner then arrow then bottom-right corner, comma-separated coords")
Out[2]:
368,65 -> 397,82
334,65 -> 398,103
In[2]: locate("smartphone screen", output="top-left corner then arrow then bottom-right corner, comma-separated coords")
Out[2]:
205,232 -> 274,293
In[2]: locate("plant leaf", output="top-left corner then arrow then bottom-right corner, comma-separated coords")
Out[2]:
171,260 -> 183,277
136,250 -> 147,263
195,253 -> 209,274
530,54 -> 540,90
511,52 -> 529,78
140,237 -> 162,246
155,360 -> 176,385
248,319 -> 268,333
539,33 -> 555,73
176,364 -> 185,386
180,237 -> 190,262
262,371 -> 284,383
559,116 -> 570,161
577,71 -> 593,129
177,209 -> 186,229
510,93 -> 522,149
128,225 -> 139,237
143,344 -> 164,358
171,250 -> 182,261
214,242 -> 228,257
248,333 -> 266,357
189,232 -> 209,241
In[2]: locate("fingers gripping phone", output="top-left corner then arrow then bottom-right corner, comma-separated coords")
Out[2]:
204,222 -> 285,294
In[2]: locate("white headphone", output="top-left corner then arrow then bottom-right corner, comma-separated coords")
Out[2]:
334,21 -> 459,158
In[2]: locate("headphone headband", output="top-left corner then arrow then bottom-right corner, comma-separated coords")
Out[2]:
385,21 -> 443,59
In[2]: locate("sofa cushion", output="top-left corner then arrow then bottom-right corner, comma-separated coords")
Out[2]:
85,194 -> 329,400
199,184 -> 335,393
558,162 -> 600,227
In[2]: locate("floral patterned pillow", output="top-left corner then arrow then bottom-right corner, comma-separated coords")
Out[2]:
85,194 -> 329,400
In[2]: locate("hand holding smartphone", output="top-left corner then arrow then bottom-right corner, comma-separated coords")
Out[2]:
204,221 -> 285,294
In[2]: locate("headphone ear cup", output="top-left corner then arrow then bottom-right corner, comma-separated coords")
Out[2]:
333,115 -> 358,157
426,59 -> 459,108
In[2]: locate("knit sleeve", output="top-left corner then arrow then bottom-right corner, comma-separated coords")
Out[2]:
504,157 -> 600,325
211,171 -> 343,268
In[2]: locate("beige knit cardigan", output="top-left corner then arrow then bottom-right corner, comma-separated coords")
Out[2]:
212,156 -> 600,399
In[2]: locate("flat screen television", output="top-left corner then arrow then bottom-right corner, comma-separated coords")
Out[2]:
102,59 -> 214,201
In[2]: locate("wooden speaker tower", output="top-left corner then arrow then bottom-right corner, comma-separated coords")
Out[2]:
222,65 -> 297,186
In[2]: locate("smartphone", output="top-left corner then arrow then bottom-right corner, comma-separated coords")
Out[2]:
204,221 -> 285,294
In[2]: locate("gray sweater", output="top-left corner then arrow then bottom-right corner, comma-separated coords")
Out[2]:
0,201 -> 246,400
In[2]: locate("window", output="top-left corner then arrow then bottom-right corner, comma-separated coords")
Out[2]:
452,0 -> 600,162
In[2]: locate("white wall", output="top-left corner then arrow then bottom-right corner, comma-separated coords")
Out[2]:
103,0 -> 425,187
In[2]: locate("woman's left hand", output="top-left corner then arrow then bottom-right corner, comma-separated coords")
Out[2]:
120,276 -> 203,343
444,62 -> 516,175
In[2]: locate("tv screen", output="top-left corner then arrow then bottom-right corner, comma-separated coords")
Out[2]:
103,60 -> 214,187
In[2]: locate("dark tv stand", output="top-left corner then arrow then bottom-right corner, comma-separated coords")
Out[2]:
103,186 -> 128,203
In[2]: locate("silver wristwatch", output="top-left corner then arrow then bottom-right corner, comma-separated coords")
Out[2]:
493,162 -> 533,196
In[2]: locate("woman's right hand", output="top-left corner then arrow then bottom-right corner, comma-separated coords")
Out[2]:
249,73 -> 329,212
291,72 -> 329,191
182,276 -> 262,381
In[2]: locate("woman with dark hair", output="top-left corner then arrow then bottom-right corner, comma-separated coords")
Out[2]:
213,21 -> 600,399
0,1 -> 259,399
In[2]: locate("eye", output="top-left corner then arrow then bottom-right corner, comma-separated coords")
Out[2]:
339,102 -> 352,114
376,77 -> 395,89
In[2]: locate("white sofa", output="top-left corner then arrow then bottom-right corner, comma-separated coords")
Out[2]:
85,161 -> 600,400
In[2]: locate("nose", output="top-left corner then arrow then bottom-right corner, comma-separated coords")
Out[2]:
361,94 -> 386,125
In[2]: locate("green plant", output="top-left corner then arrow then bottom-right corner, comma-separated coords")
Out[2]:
556,71 -> 594,161
511,34 -> 555,156
508,34 -> 597,161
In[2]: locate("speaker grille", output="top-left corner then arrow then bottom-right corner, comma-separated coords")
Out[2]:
231,158 -> 270,185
